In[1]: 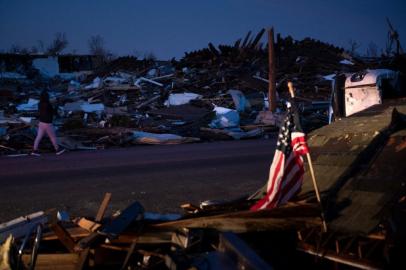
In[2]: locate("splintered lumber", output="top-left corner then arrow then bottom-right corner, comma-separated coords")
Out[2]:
250,28 -> 265,49
121,240 -> 137,270
75,218 -> 101,232
104,84 -> 139,91
218,232 -> 272,270
95,193 -> 112,222
49,222 -> 76,253
241,31 -> 252,48
180,203 -> 200,214
76,202 -> 144,251
135,95 -> 160,110
75,248 -> 90,270
76,192 -> 111,270
153,203 -> 322,233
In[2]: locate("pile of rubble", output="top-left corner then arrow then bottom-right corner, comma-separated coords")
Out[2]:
0,192 -> 323,269
0,29 -> 403,156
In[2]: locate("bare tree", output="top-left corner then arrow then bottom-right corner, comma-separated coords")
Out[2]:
144,51 -> 156,61
366,41 -> 378,57
88,35 -> 107,56
47,32 -> 68,55
348,39 -> 361,55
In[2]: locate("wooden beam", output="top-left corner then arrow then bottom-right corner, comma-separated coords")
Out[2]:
121,240 -> 137,270
76,192 -> 111,269
95,193 -> 112,222
43,227 -> 173,245
22,254 -> 79,270
241,30 -> 252,48
268,27 -> 277,112
75,248 -> 90,270
75,202 -> 144,251
153,204 -> 322,233
75,232 -> 101,252
297,242 -> 382,270
49,222 -> 76,253
250,28 -> 266,49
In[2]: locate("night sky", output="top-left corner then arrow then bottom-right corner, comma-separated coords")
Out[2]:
1,0 -> 405,59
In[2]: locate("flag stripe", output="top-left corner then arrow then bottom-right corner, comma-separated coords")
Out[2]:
251,101 -> 309,211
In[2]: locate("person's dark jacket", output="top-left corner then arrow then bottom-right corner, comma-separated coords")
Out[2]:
39,101 -> 54,123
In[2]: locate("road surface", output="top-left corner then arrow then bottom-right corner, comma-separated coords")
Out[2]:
0,139 -> 276,222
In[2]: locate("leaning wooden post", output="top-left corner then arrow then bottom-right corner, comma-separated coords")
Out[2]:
287,82 -> 328,232
268,27 -> 277,112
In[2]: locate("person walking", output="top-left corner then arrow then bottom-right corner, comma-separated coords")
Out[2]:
31,90 -> 65,156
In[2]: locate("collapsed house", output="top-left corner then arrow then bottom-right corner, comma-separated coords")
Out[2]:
1,29 -> 405,156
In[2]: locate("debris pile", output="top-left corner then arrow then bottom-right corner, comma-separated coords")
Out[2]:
1,29 -> 405,155
0,192 -> 325,269
1,94 -> 405,269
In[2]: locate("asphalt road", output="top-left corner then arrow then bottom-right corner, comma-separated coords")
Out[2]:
0,138 -> 276,222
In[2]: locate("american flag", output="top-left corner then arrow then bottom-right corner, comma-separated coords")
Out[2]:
251,101 -> 309,211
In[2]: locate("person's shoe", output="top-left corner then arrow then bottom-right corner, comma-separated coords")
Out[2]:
31,150 -> 41,156
56,147 -> 66,155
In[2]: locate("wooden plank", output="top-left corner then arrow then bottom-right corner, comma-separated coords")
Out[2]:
120,240 -> 137,270
22,253 -> 79,270
218,232 -> 272,270
49,222 -> 76,253
77,192 -> 111,269
180,203 -> 200,214
75,248 -> 90,270
154,215 -> 320,233
135,95 -> 160,110
95,193 -> 112,222
75,202 -> 144,251
250,28 -> 266,49
43,227 -> 89,240
114,230 -> 172,245
43,227 -> 173,245
74,232 -> 100,252
297,242 -> 383,270
171,228 -> 190,249
154,204 -> 322,233
76,218 -> 101,232
105,84 -> 140,91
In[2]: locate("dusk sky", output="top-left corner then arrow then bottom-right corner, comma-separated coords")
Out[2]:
1,0 -> 405,59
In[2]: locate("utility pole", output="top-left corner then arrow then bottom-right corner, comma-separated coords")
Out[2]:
268,28 -> 277,112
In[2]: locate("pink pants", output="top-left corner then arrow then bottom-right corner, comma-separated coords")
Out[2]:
33,122 -> 58,150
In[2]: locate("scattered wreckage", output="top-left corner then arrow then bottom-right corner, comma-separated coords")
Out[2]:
1,29 -> 405,156
1,29 -> 406,269
1,97 -> 406,269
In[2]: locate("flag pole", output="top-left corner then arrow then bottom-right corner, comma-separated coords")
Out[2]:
287,82 -> 328,232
